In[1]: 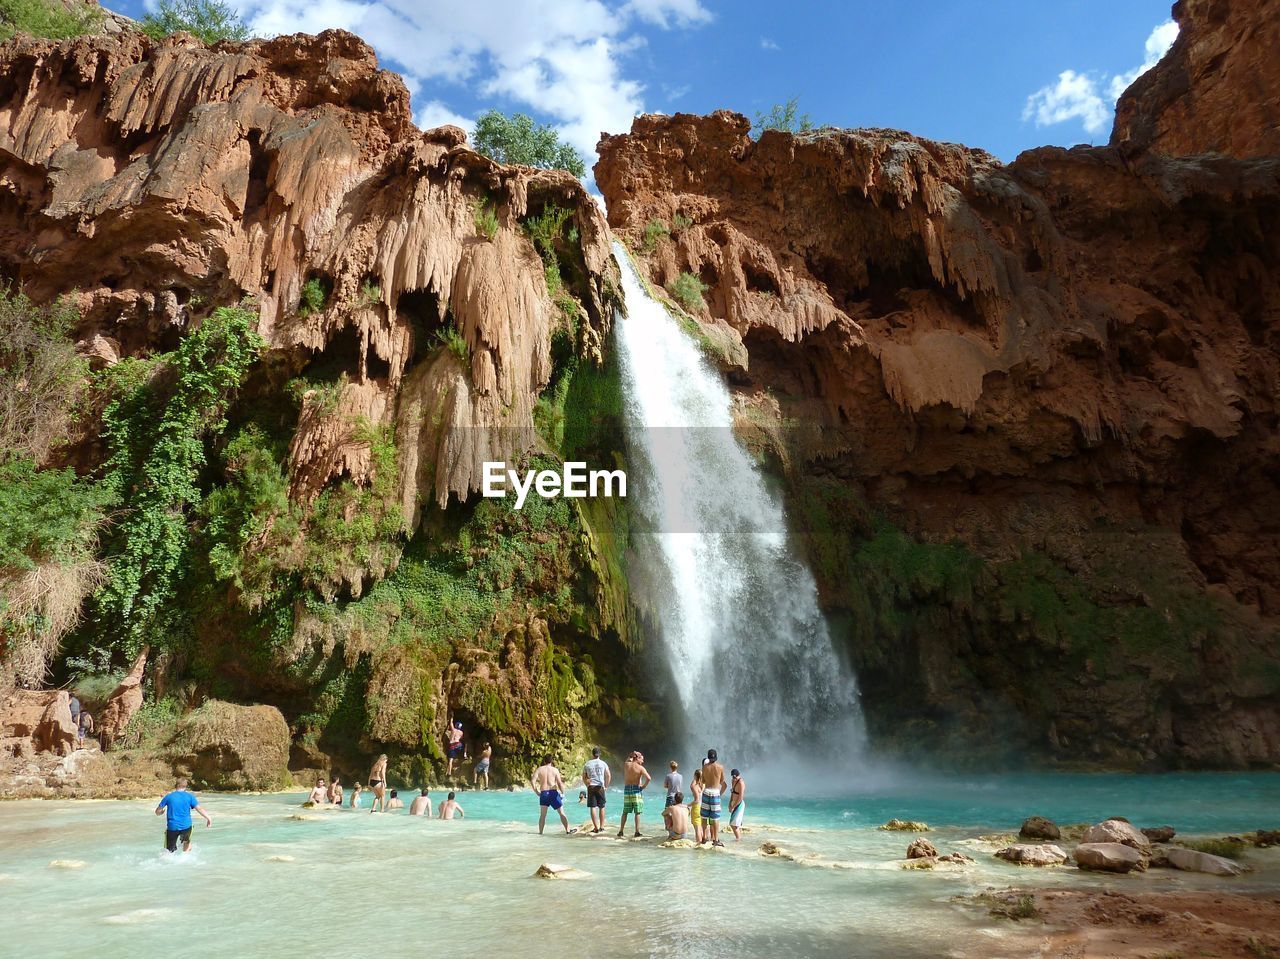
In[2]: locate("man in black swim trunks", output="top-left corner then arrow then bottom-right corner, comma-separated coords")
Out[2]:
155,778 -> 211,853
580,746 -> 611,834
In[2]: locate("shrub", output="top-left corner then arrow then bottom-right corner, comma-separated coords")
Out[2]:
115,695 -> 183,750
472,198 -> 499,241
671,213 -> 693,233
753,97 -> 815,136
0,0 -> 101,40
0,289 -> 88,465
359,280 -> 382,308
139,0 -> 249,44
297,277 -> 327,317
1183,837 -> 1247,860
0,458 -> 110,573
641,218 -> 669,253
667,271 -> 708,312
472,109 -> 586,178
436,324 -> 469,363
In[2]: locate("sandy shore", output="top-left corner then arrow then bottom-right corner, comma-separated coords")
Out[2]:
974,888 -> 1280,958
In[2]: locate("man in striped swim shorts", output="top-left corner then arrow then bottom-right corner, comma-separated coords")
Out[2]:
700,749 -> 727,847
616,750 -> 651,838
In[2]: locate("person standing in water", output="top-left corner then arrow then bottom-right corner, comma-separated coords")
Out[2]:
727,769 -> 747,841
328,776 -> 343,806
581,746 -> 611,834
445,719 -> 465,777
474,742 -> 492,789
531,756 -> 573,835
438,791 -> 465,820
664,761 -> 683,807
307,778 -> 327,805
368,754 -> 388,813
155,778 -> 212,853
409,789 -> 432,816
350,782 -> 363,809
617,751 -> 651,838
687,768 -> 705,844
386,789 -> 404,810
700,749 -> 726,846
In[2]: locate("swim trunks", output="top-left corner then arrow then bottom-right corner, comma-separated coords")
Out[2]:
730,802 -> 746,827
587,784 -> 607,808
623,784 -> 644,814
164,827 -> 192,852
539,789 -> 563,810
447,742 -> 463,757
475,759 -> 490,774
700,786 -> 721,821
690,800 -> 702,825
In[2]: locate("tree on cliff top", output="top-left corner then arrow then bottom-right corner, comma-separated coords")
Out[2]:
472,110 -> 587,179
140,0 -> 249,44
753,97 -> 815,137
0,0 -> 102,41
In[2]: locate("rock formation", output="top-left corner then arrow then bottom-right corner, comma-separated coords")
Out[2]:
98,649 -> 147,751
169,700 -> 290,790
595,0 -> 1280,768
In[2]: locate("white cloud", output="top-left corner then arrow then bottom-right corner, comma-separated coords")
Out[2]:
415,100 -> 475,135
760,36 -> 779,51
235,0 -> 702,174
1023,19 -> 1178,138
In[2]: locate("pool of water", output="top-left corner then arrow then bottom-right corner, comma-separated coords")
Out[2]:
1,772 -> 1277,959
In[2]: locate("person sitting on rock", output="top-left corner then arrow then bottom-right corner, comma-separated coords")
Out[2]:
438,791 -> 464,820
409,788 -> 432,816
307,778 -> 327,805
663,791 -> 690,840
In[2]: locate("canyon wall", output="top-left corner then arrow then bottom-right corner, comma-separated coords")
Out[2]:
595,1 -> 1280,767
0,26 -> 641,784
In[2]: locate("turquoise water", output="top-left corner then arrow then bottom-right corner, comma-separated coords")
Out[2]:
1,773 -> 1277,959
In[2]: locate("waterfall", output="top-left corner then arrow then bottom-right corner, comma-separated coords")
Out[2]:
613,243 -> 865,784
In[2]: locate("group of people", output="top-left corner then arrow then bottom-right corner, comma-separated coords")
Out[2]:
68,695 -> 96,749
536,747 -> 747,847
301,753 -> 470,820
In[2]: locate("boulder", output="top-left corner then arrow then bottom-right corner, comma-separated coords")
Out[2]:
1141,826 -> 1176,843
907,838 -> 938,859
36,691 -> 76,756
1254,830 -> 1280,848
1082,819 -> 1152,855
98,650 -> 147,751
1074,842 -> 1146,873
1019,816 -> 1061,841
995,843 -> 1068,866
169,701 -> 290,791
1165,847 -> 1248,876
938,852 -> 975,864
534,862 -> 591,879
878,819 -> 931,832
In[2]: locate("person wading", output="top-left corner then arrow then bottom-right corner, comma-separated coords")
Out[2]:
581,747 -> 611,834
700,749 -> 727,847
531,756 -> 574,835
617,751 -> 651,839
368,754 -> 389,813
154,778 -> 212,854
727,768 -> 747,841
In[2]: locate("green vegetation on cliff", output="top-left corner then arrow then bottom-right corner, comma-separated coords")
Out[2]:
139,0 -> 249,44
0,0 -> 100,40
472,110 -> 587,178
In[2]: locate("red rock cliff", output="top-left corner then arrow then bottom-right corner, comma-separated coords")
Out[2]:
595,26 -> 1280,765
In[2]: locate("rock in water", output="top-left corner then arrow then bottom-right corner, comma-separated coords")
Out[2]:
169,701 -> 289,791
995,843 -> 1068,866
906,838 -> 938,859
1074,843 -> 1147,873
1165,847 -> 1248,876
879,819 -> 931,832
1082,819 -> 1152,856
1019,816 -> 1061,841
1253,830 -> 1280,848
534,863 -> 590,880
1141,826 -> 1176,843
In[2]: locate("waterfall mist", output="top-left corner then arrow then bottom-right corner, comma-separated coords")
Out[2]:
613,244 -> 866,792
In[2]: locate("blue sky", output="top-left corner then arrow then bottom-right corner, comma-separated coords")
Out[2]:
109,0 -> 1177,165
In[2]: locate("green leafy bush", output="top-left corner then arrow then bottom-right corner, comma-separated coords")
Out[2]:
672,213 -> 693,233
435,325 -> 469,363
359,280 -> 382,308
297,277 -> 327,317
472,198 -> 499,240
1182,837 -> 1247,860
641,218 -> 669,253
753,97 -> 815,136
472,110 -> 586,178
115,696 -> 183,750
0,0 -> 101,40
667,271 -> 709,312
139,0 -> 249,44
0,459 -> 110,573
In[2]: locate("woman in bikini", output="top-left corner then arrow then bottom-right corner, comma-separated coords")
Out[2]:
368,755 -> 388,813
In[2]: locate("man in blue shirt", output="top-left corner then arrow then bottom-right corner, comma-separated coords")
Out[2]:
155,778 -> 212,853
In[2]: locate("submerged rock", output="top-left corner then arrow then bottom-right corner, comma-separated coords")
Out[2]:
1074,842 -> 1146,873
879,819 -> 931,832
1141,826 -> 1176,843
1254,830 -> 1280,848
1019,816 -> 1061,841
995,843 -> 1068,866
1165,847 -> 1248,876
906,838 -> 938,859
534,862 -> 591,880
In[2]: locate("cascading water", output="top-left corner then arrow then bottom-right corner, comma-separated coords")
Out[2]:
613,243 -> 865,782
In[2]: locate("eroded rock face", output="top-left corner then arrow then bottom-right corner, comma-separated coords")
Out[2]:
98,649 -> 147,751
595,94 -> 1280,766
169,700 -> 290,790
0,29 -> 618,510
1112,0 -> 1280,158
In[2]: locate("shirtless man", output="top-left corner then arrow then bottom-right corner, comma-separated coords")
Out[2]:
438,791 -> 465,820
306,778 -> 327,805
662,791 -> 691,840
473,743 -> 492,789
409,788 -> 432,816
617,751 -> 651,839
727,769 -> 747,841
699,749 -> 727,846
531,755 -> 573,835
445,719 -> 464,777
581,746 -> 611,834
368,754 -> 389,813
386,789 -> 404,810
